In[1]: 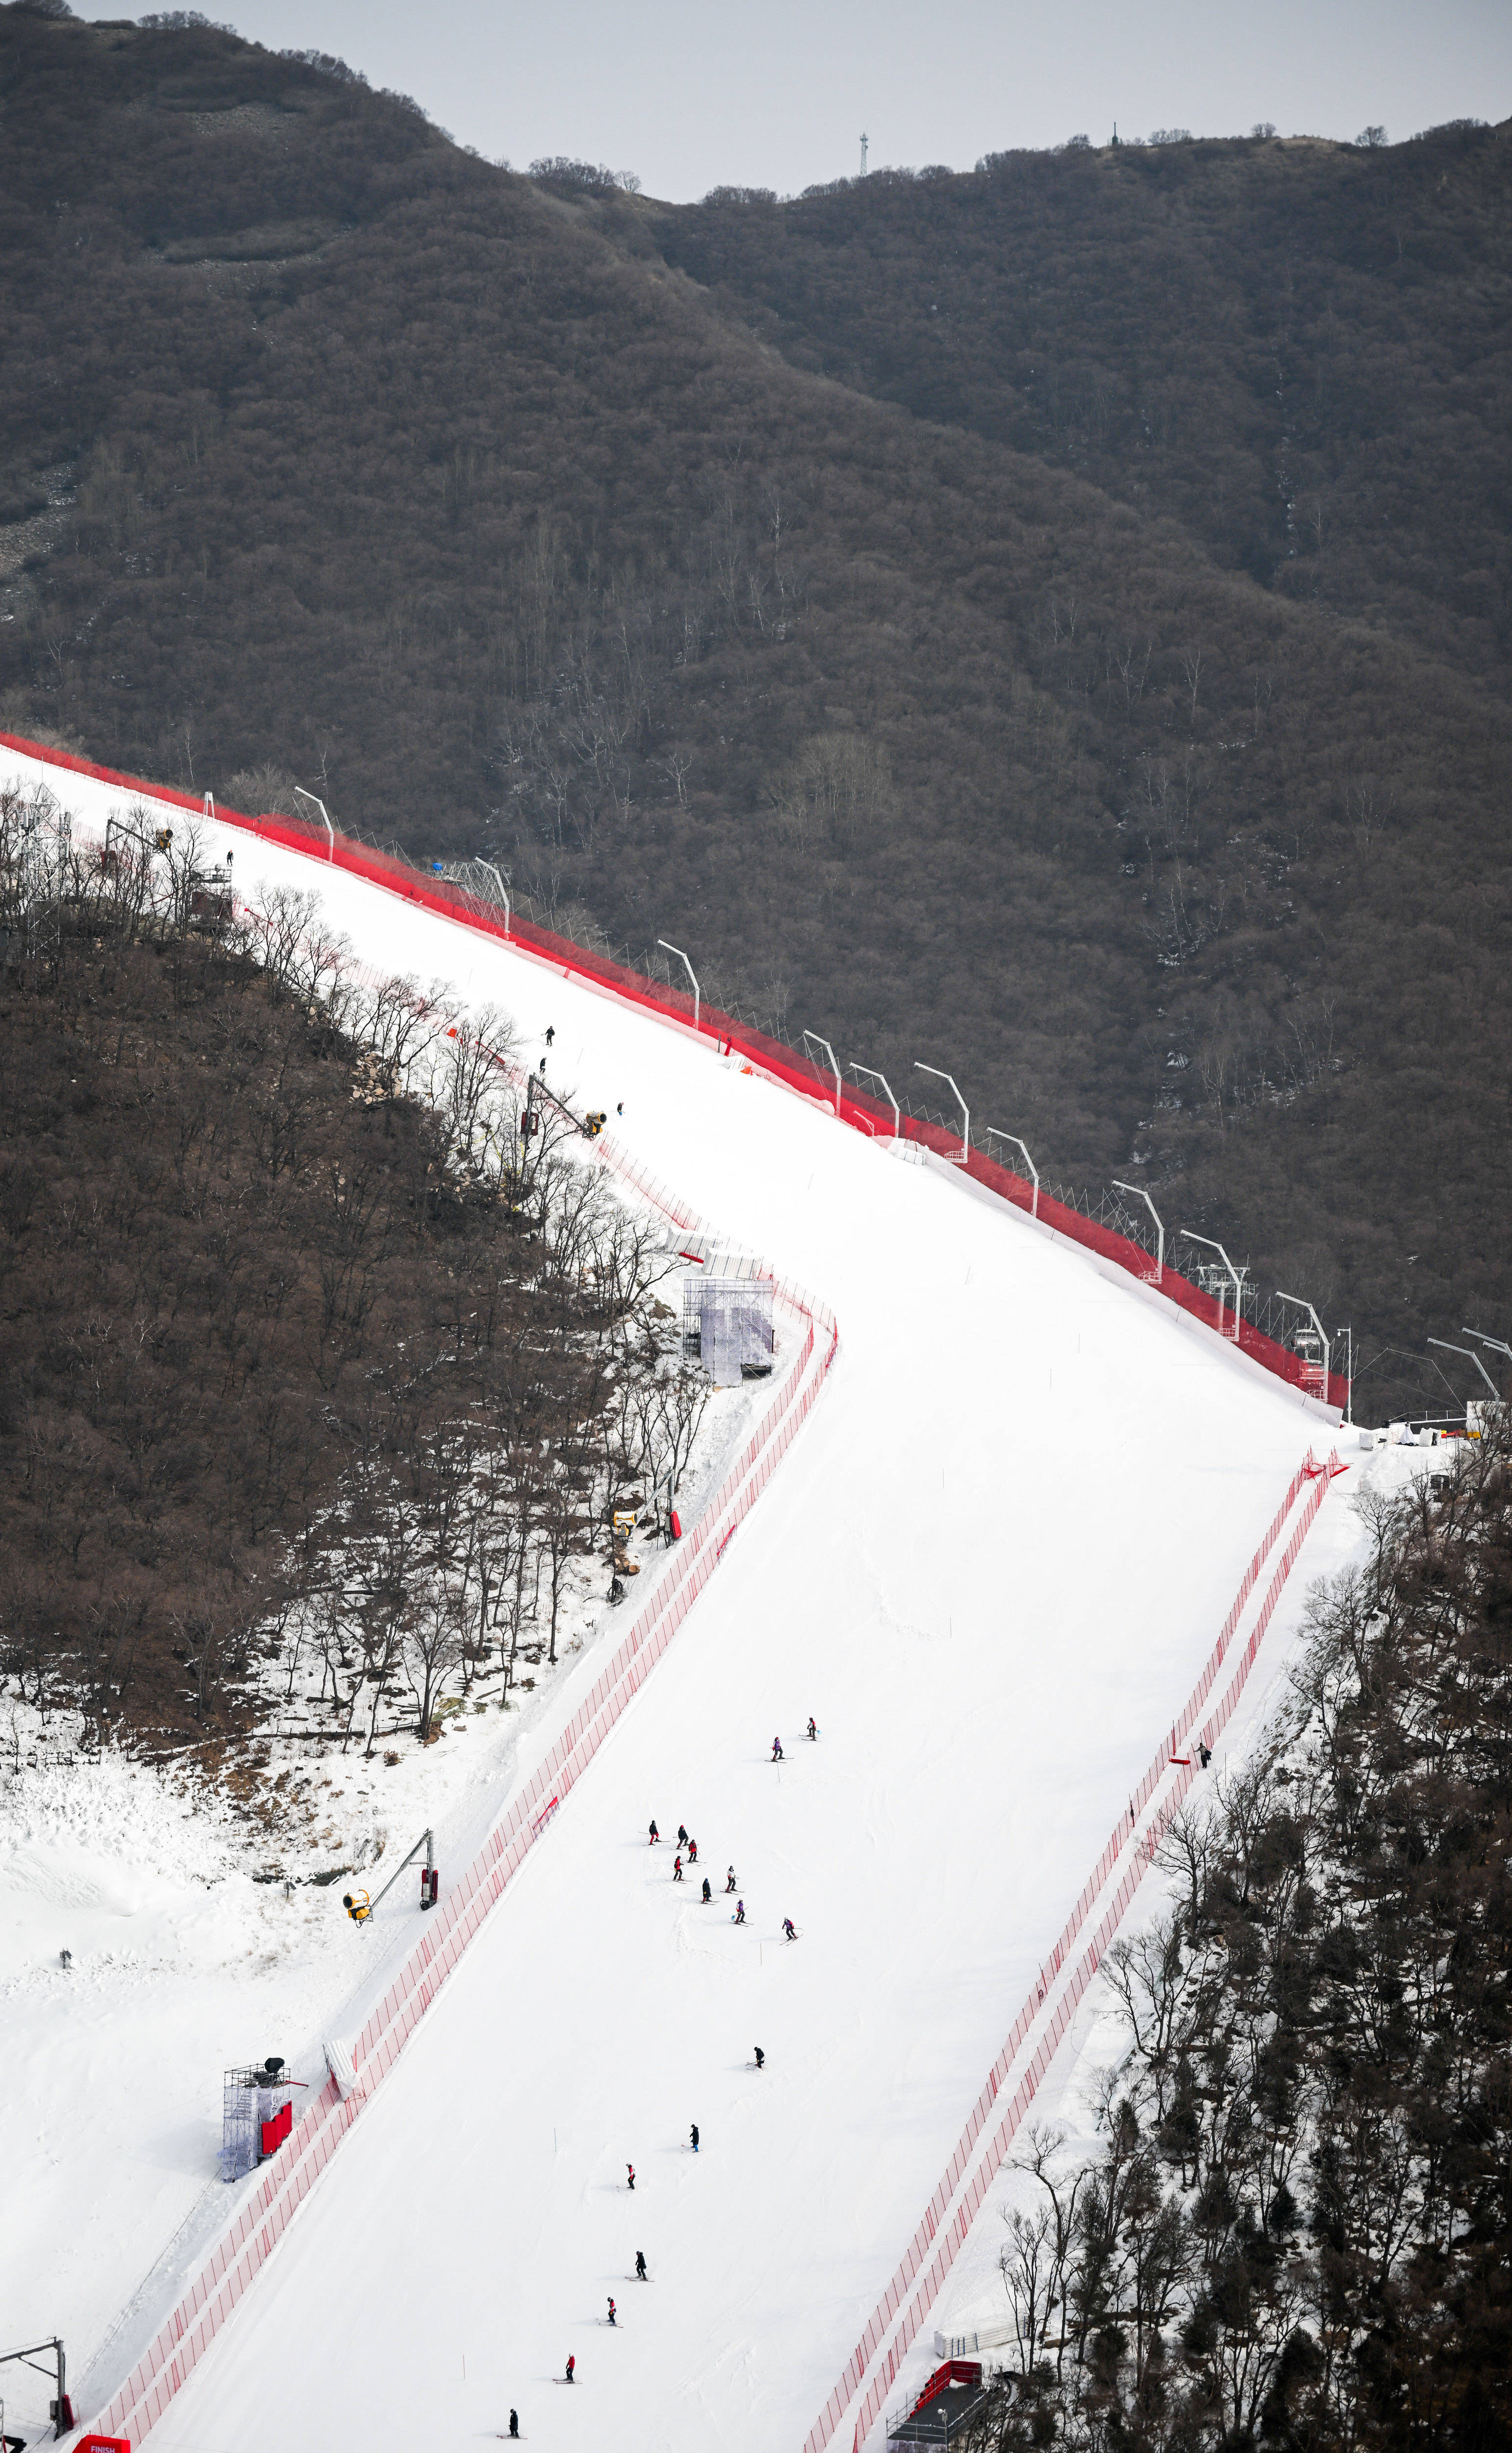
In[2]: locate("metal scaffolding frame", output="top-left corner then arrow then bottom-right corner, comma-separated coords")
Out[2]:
682,1270 -> 775,1386
221,2062 -> 296,2185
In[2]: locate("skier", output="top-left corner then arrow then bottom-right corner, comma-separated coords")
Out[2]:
539,1055 -> 547,1075
1198,1743 -> 1212,1769
772,1735 -> 783,1761
702,1877 -> 712,1903
607,2297 -> 617,2327
673,1853 -> 683,1882
565,2355 -> 575,2384
635,2250 -> 648,2280
626,2163 -> 635,2191
545,1026 -> 555,1046
509,2413 -> 519,2439
754,2046 -> 765,2070
807,1717 -> 817,1741
677,1824 -> 689,1848
782,1918 -> 797,1941
733,1899 -> 746,1925
690,2123 -> 700,2153
726,1865 -> 737,1893
649,1820 -> 659,1844
617,1101 -> 624,1116
687,1837 -> 698,1863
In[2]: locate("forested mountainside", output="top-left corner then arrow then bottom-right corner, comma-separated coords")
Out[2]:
660,131 -> 1512,696
962,1430 -> 1512,2453
0,788 -> 688,1742
1,4 -> 1508,1416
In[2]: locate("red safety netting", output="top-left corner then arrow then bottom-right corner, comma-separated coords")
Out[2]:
93,1134 -> 837,2446
4,725 -> 1343,2442
1,730 -> 1347,1411
805,1453 -> 1346,2453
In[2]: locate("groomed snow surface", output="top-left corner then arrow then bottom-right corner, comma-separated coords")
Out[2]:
2,753 -> 1381,2453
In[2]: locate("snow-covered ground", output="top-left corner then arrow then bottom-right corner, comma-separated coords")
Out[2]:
2,749 -> 1379,2451
0,1356 -> 768,2421
914,1434 -> 1426,2382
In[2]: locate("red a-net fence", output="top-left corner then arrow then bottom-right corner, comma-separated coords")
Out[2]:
805,1451 -> 1345,2453
94,1153 -> 837,2445
4,728 -> 1339,2440
0,731 -> 1346,1411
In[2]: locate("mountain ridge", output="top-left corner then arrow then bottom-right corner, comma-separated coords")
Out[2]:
0,3 -> 1507,1413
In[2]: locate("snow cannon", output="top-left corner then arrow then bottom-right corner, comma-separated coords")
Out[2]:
345,1829 -> 437,1925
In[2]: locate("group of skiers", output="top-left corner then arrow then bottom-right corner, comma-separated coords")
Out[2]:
554,1729 -> 821,2397
650,1719 -> 816,1934
651,1816 -> 751,1923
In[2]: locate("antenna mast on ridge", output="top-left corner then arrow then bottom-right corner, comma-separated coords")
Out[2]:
860,131 -> 868,176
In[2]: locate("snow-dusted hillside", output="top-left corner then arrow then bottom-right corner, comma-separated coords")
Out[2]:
1,746 -> 1391,2453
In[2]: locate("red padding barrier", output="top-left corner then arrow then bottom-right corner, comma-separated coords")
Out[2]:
0,731 -> 1347,1412
258,2101 -> 293,2160
914,2358 -> 982,2409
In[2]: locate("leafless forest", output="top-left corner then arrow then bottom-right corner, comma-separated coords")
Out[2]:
0,782 -> 708,1748
961,1431 -> 1512,2453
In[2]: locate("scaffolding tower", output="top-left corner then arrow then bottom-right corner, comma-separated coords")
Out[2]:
221,2060 -> 296,2184
682,1271 -> 775,1386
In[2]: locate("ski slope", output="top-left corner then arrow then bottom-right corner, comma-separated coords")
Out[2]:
4,748 -> 1343,2451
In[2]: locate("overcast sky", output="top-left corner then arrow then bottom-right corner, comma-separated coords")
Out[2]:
80,0 -> 1512,202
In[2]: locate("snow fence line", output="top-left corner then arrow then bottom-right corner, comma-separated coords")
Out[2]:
2,731 -> 1346,1411
90,1149 -> 837,2448
808,1450 -> 1347,2453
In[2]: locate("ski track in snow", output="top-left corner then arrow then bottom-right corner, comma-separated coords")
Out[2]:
0,750 -> 1417,2452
